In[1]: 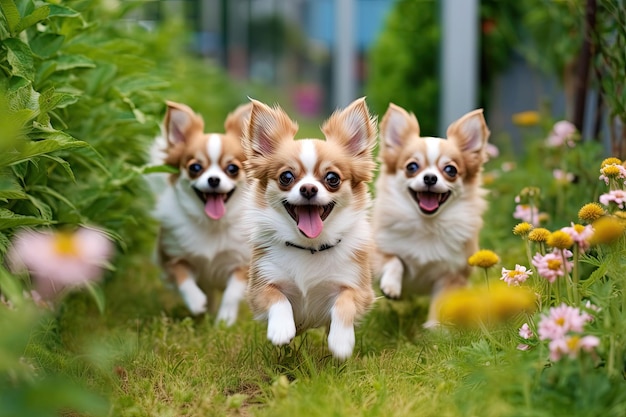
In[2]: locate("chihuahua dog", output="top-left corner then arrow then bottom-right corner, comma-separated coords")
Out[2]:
243,98 -> 377,359
372,103 -> 490,327
152,101 -> 251,325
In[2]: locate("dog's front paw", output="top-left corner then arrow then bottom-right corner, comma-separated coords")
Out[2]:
328,321 -> 355,360
267,301 -> 296,346
179,278 -> 207,316
380,273 -> 402,299
380,257 -> 403,299
216,305 -> 238,327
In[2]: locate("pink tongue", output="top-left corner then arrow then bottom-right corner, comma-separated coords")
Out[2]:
205,194 -> 226,219
418,192 -> 440,212
296,205 -> 324,238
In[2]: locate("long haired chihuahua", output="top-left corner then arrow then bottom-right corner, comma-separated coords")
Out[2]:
372,103 -> 490,327
243,98 -> 376,359
152,101 -> 252,325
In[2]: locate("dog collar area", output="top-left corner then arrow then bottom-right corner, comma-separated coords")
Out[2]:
285,239 -> 342,254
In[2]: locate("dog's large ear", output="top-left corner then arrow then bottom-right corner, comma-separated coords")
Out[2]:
245,99 -> 298,158
447,109 -> 490,176
164,101 -> 204,146
224,102 -> 253,140
322,97 -> 377,157
447,109 -> 489,154
380,103 -> 420,152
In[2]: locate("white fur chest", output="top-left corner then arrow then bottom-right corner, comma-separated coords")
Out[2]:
373,176 -> 486,291
154,183 -> 251,286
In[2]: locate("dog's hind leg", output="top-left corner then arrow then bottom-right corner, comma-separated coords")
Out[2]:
167,260 -> 207,316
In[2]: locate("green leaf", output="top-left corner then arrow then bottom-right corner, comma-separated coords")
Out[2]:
14,4 -> 48,33
38,88 -> 78,115
4,38 -> 35,81
29,184 -> 77,211
0,0 -> 21,34
47,3 -> 80,18
25,193 -> 52,220
0,135 -> 88,167
113,75 -> 170,95
139,164 -> 179,175
0,208 -> 51,230
0,177 -> 27,201
0,265 -> 23,306
7,77 -> 39,118
29,33 -> 65,59
84,281 -> 106,314
53,54 -> 96,71
39,153 -> 75,181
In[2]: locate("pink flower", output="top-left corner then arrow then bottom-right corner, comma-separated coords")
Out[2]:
513,204 -> 539,226
517,343 -> 531,351
8,228 -> 114,300
537,303 -> 591,341
546,121 -> 577,148
548,334 -> 600,361
599,190 -> 626,209
553,169 -> 575,183
485,143 -> 499,159
531,249 -> 573,283
519,323 -> 533,339
501,264 -> 533,286
561,223 -> 594,252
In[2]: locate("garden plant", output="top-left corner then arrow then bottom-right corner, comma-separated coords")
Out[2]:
1,1 -> 626,416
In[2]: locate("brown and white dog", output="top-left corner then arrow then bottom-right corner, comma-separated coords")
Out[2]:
372,103 -> 490,327
243,98 -> 376,359
152,101 -> 251,325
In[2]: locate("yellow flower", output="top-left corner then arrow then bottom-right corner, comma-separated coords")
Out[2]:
468,250 -> 500,268
601,157 -> 622,167
512,111 -> 540,127
513,222 -> 533,236
601,165 -> 621,178
578,203 -> 605,223
547,230 -> 574,249
436,283 -> 536,328
528,227 -> 551,242
591,216 -> 625,244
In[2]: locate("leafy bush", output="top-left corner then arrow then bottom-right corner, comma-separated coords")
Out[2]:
0,1 -> 259,415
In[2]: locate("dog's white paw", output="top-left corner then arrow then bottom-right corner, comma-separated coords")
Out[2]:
380,273 -> 402,299
328,320 -> 355,360
380,257 -> 403,299
267,300 -> 296,346
423,319 -> 441,329
179,278 -> 207,316
216,304 -> 238,327
216,277 -> 246,327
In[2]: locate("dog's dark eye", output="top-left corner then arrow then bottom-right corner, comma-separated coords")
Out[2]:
406,162 -> 419,174
188,163 -> 203,175
226,164 -> 239,176
325,172 -> 341,189
279,171 -> 295,187
443,165 -> 457,177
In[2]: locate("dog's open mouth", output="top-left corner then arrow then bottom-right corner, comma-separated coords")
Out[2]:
283,201 -> 335,239
409,189 -> 451,215
193,188 -> 235,220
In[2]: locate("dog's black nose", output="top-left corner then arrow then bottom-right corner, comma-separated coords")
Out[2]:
208,177 -> 220,188
299,184 -> 318,199
424,174 -> 437,186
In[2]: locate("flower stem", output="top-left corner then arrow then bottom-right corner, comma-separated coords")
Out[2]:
560,249 -> 574,303
483,268 -> 490,292
572,245 -> 580,305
